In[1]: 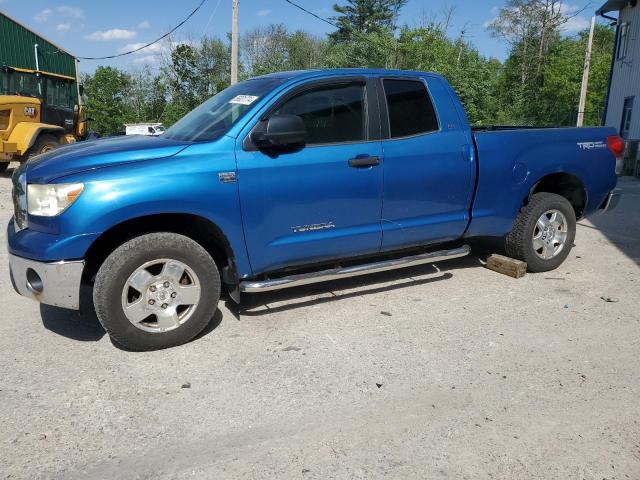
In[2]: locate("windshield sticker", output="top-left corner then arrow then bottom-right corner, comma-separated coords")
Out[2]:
229,95 -> 259,105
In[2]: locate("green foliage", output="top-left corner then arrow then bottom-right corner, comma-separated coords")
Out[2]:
488,0 -> 614,126
80,1 -> 615,135
539,25 -> 615,126
331,0 -> 407,42
82,66 -> 131,136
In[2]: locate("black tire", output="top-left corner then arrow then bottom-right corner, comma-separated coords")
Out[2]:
28,134 -> 60,158
0,162 -> 9,173
505,192 -> 576,273
93,233 -> 221,351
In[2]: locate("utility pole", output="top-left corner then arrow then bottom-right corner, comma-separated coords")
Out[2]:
577,16 -> 596,127
231,0 -> 239,84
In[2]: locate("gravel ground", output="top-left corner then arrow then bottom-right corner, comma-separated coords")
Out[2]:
1,164 -> 639,480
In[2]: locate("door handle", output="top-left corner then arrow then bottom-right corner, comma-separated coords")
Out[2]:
348,156 -> 381,168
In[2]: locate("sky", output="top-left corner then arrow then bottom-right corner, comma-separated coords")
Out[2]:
0,0 -> 608,74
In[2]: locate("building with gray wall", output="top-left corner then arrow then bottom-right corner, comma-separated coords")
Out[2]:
598,0 -> 639,140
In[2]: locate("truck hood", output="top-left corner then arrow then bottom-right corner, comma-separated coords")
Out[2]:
23,135 -> 192,183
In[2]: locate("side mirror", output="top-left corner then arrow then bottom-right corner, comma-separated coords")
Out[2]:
251,114 -> 306,149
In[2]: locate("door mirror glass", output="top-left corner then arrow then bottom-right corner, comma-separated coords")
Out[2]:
252,114 -> 306,149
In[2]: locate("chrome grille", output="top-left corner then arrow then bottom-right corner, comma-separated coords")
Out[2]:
12,171 -> 27,231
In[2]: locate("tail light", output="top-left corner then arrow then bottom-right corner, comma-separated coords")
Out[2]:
606,135 -> 625,158
607,135 -> 625,175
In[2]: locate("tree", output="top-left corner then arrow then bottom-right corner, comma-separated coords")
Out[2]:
79,4 -> 613,132
487,0 -> 591,124
330,0 -> 407,42
197,36 -> 232,97
539,25 -> 614,126
82,66 -> 131,135
126,66 -> 168,124
241,25 -> 326,77
286,30 -> 326,70
242,24 -> 290,76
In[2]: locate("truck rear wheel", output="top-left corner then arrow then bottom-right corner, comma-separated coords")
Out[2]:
29,134 -> 60,157
93,233 -> 221,351
505,192 -> 576,273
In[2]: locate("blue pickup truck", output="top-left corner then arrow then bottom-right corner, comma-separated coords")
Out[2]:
8,69 -> 622,350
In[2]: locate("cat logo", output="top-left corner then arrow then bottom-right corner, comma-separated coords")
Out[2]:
23,106 -> 37,117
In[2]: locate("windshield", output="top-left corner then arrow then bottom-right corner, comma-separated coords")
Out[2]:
164,77 -> 284,142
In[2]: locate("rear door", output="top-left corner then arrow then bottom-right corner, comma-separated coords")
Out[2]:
379,76 -> 475,250
236,77 -> 384,274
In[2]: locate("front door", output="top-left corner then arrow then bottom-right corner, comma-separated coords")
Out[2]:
237,78 -> 383,275
41,77 -> 75,133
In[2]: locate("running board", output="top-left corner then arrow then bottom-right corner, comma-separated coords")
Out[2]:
239,245 -> 470,293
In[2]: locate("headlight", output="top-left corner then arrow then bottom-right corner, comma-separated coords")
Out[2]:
27,183 -> 84,216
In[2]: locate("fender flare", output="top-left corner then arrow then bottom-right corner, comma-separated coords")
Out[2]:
8,122 -> 65,154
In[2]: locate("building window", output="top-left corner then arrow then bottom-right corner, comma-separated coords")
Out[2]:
617,23 -> 630,61
620,97 -> 634,139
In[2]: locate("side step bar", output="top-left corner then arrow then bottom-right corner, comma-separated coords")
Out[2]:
239,245 -> 470,293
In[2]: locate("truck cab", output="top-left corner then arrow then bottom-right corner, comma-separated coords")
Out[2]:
125,123 -> 166,136
0,67 -> 85,172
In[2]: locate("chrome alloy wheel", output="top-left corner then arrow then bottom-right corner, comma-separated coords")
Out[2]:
532,209 -> 568,260
121,259 -> 201,333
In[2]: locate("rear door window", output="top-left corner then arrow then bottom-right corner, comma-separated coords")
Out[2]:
383,79 -> 438,138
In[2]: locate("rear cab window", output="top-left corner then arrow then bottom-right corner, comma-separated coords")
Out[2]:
382,79 -> 439,138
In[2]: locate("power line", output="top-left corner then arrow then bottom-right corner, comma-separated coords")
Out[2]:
73,0 -> 207,60
201,0 -> 223,37
283,0 -> 338,29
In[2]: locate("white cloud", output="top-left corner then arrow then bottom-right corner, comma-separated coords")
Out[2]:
34,5 -> 83,23
34,9 -> 52,23
56,5 -> 83,19
56,23 -> 71,32
85,28 -> 137,41
257,9 -> 271,17
133,55 -> 158,64
561,15 -> 591,32
138,20 -> 151,29
559,3 -> 591,33
119,42 -> 165,54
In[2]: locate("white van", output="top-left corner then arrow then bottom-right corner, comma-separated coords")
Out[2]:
125,123 -> 166,136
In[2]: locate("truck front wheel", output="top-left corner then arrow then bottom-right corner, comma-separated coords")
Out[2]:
29,134 -> 60,158
93,233 -> 221,351
505,192 -> 576,273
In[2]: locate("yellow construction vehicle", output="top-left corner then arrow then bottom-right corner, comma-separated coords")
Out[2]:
1,12 -> 87,173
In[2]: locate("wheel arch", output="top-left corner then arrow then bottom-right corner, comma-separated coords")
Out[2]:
82,213 -> 238,287
527,172 -> 587,219
8,122 -> 64,154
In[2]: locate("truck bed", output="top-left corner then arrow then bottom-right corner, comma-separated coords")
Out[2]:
466,126 -> 619,238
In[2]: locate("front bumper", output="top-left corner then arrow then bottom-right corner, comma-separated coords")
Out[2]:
9,254 -> 84,310
602,189 -> 621,212
1,141 -> 18,161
